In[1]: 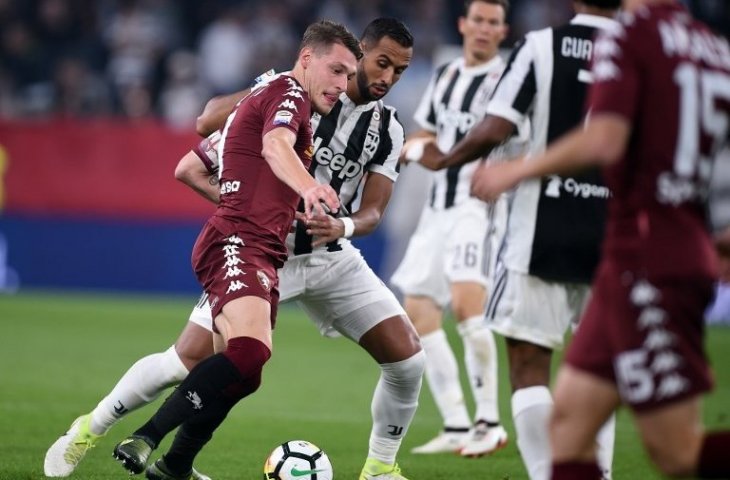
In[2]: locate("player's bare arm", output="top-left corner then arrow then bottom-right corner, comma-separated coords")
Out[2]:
196,88 -> 251,136
416,115 -> 515,170
302,172 -> 394,247
262,127 -> 340,217
471,114 -> 630,201
174,150 -> 220,204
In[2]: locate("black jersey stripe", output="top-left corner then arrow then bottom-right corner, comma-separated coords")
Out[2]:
323,108 -> 374,252
313,100 -> 342,148
512,62 -> 536,116
291,103 -> 344,255
430,69 -> 461,208
444,73 -> 487,208
329,109 -> 374,195
426,63 -> 450,126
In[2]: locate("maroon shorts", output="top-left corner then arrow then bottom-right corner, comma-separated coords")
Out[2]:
191,221 -> 280,328
566,262 -> 715,413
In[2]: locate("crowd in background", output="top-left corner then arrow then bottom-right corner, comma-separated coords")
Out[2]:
0,0 -> 727,128
1,0 -> 728,324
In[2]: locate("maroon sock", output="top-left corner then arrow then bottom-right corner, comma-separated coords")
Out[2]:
552,460 -> 602,480
221,336 -> 271,398
698,431 -> 730,478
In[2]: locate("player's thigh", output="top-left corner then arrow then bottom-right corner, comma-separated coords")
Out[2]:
444,199 -> 493,288
175,292 -> 216,367
450,281 -> 487,321
216,296 -> 273,349
487,270 -> 577,350
390,207 -> 450,307
403,295 -> 443,335
633,396 -> 704,476
300,250 -> 406,342
277,255 -> 308,304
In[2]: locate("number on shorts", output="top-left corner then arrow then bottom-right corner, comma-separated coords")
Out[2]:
615,349 -> 654,403
452,242 -> 479,270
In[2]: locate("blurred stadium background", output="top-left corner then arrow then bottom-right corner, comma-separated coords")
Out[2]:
0,0 -> 728,296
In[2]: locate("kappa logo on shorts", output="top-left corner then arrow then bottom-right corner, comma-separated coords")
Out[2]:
257,270 -> 271,291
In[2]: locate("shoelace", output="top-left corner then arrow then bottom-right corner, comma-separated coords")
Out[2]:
64,436 -> 95,464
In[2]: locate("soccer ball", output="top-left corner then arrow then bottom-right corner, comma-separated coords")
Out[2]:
263,440 -> 333,480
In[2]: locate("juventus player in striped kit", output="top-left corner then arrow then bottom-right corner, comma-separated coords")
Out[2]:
392,0 -> 517,458
406,1 -> 620,479
45,18 -> 422,480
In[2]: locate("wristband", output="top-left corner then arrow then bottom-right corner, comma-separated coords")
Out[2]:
340,217 -> 355,238
404,138 -> 427,163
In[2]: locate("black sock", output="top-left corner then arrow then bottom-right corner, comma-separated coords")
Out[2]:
133,353 -> 242,446
161,395 -> 237,474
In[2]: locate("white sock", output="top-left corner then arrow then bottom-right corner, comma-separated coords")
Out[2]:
88,345 -> 188,435
419,329 -> 470,428
369,351 -> 425,464
457,315 -> 500,423
512,386 -> 553,480
596,413 -> 616,479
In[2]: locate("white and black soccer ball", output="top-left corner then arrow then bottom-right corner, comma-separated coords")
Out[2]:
263,440 -> 333,480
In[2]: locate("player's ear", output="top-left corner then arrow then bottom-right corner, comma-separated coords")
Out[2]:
300,47 -> 313,69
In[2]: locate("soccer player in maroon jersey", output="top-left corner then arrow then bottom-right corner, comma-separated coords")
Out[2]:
108,20 -> 362,478
469,0 -> 730,478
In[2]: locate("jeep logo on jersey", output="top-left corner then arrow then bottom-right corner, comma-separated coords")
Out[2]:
544,175 -> 611,199
436,104 -> 478,134
312,136 -> 363,180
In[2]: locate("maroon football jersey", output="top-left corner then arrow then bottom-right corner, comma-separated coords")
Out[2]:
210,75 -> 313,265
589,3 -> 730,278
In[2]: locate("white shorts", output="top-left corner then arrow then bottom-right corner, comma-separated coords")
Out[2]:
188,247 -> 405,342
390,197 -> 506,308
486,269 -> 591,350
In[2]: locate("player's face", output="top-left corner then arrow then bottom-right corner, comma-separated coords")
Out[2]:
622,0 -> 653,12
459,1 -> 507,64
356,36 -> 413,102
307,43 -> 358,115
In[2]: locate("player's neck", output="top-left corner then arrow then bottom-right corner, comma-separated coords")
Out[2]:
463,51 -> 498,68
345,83 -> 364,105
289,64 -> 307,92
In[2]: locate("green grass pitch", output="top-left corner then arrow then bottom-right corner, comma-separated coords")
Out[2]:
1,292 -> 728,479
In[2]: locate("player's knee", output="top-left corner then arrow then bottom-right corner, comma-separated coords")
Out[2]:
506,340 -> 552,390
381,350 -> 426,386
643,438 -> 697,477
223,336 -> 272,397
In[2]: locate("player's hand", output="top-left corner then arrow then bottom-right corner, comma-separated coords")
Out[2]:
302,184 -> 340,219
399,138 -> 429,165
715,226 -> 730,282
295,211 -> 345,247
400,138 -> 443,170
470,159 -> 525,202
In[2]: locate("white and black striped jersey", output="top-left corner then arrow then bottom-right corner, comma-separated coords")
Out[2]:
287,93 -> 404,256
415,55 -> 513,210
486,14 -> 617,283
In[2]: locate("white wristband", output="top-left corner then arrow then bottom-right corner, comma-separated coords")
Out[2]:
340,217 -> 355,238
404,138 -> 427,163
